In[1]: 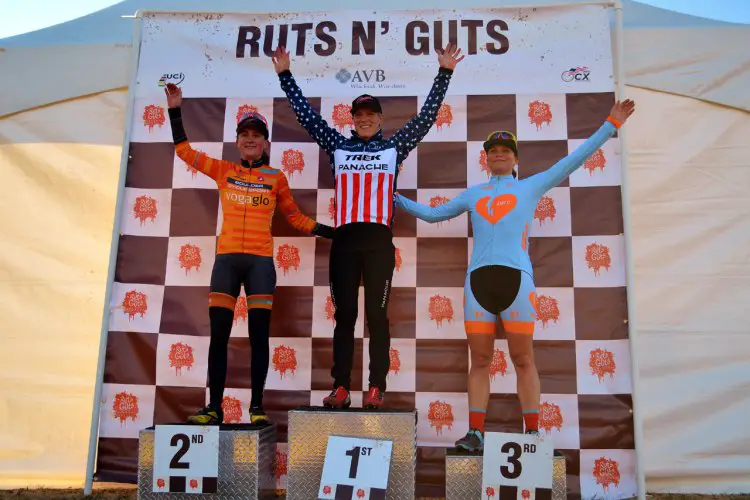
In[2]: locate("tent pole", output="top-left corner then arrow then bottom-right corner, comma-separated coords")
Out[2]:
83,11 -> 144,496
614,1 -> 647,499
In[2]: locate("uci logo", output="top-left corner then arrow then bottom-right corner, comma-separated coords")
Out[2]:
158,72 -> 185,87
561,66 -> 590,82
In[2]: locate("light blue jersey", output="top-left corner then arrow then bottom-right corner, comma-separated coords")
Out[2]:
395,120 -> 618,279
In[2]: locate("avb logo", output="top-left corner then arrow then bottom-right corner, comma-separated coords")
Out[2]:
561,66 -> 590,82
158,72 -> 185,87
336,68 -> 386,83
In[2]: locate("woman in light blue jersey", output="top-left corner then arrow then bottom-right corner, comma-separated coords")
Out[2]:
395,99 -> 635,452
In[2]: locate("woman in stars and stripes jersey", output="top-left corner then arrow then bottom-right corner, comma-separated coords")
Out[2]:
271,43 -> 465,410
395,99 -> 636,452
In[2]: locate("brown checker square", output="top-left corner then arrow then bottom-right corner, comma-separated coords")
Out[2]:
271,189 -> 320,237
417,142 -> 468,189
114,235 -> 168,285
169,188 -> 219,237
466,94 -> 517,141
517,140 -> 571,186
317,149 -> 334,189
272,96 -> 322,142
529,237 -> 574,287
154,386 -> 208,424
311,338 -> 363,391
160,286 -> 210,336
270,286 -> 313,337
566,92 -> 617,140
378,96 -> 418,139
103,331 -> 158,385
378,287 -> 415,339
416,238 -> 468,287
392,189 -> 417,237
415,339 -> 468,392
262,390 -> 312,441
372,392 -> 414,411
416,446 -> 447,498
125,142 -> 175,189
221,142 -> 242,164
535,340 -> 578,394
225,337 -> 251,389
314,238 -> 332,286
485,394 -> 525,433
574,287 -> 629,340
94,438 -> 139,483
180,98 -> 226,142
578,394 -> 635,449
570,186 -> 623,236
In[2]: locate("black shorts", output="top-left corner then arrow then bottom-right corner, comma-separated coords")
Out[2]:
208,253 -> 277,311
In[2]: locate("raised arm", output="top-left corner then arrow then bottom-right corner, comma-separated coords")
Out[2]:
276,173 -> 334,238
273,46 -> 345,157
165,84 -> 228,181
394,190 -> 469,223
527,99 -> 635,197
390,44 -> 464,161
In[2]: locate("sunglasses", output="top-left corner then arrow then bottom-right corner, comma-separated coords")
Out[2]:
486,130 -> 517,143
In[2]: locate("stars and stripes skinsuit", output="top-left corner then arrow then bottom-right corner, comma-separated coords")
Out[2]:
277,67 -> 453,402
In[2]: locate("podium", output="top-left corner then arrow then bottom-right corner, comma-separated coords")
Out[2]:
445,449 -> 567,500
137,423 -> 276,499
286,407 -> 417,499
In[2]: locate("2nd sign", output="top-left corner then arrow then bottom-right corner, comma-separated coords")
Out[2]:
318,435 -> 393,499
153,425 -> 219,494
481,431 -> 554,490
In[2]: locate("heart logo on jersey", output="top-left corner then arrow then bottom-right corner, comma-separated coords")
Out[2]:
476,194 -> 517,224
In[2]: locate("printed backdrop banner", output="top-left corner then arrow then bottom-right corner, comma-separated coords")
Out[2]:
94,5 -> 638,499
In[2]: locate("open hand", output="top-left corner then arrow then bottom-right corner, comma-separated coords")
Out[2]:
272,46 -> 290,74
610,99 -> 635,124
437,43 -> 465,70
164,83 -> 182,108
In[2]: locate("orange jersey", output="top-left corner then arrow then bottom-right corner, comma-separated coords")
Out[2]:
175,141 -> 317,257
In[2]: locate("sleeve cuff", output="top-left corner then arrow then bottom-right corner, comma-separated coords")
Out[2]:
438,67 -> 454,76
606,115 -> 622,129
278,70 -> 292,79
168,107 -> 182,119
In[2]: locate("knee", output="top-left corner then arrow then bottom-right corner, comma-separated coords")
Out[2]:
471,349 -> 493,369
334,305 -> 358,328
364,304 -> 388,329
510,351 -> 535,371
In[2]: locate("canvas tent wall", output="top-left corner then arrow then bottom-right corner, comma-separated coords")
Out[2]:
0,0 -> 748,494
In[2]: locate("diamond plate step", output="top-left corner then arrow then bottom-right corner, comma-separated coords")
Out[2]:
286,406 -> 417,499
137,423 -> 277,499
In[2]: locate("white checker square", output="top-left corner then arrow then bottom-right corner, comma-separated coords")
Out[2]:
320,97 -> 357,138
572,235 -> 626,287
155,334 -> 209,387
362,338 -> 416,393
515,94 -> 568,141
223,98 -> 275,142
98,383 -> 155,438
172,142 -> 222,189
266,337 -> 312,391
273,237 -> 316,286
316,189 -> 336,227
204,388 -> 253,424
312,285 -> 364,338
415,189 -> 468,237
165,236 -> 217,287
419,94 -> 467,142
392,237 -> 417,288
416,287 -> 465,339
538,393 -> 580,450
120,188 -> 172,237
109,283 -> 165,334
270,142 -> 320,189
310,390 -> 363,408
466,140 -> 494,186
395,146 -> 418,189
416,392 -> 468,447
579,449 -> 638,499
528,187 -> 572,238
533,287 -> 576,341
576,340 -> 633,395
568,137 -> 622,187
487,339 -> 518,395
130,99 -> 173,143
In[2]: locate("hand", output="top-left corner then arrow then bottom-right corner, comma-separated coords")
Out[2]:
314,223 -> 335,239
609,99 -> 635,124
437,43 -> 465,70
164,83 -> 182,108
271,46 -> 290,74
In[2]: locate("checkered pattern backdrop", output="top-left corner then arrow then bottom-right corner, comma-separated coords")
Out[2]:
93,9 -> 637,500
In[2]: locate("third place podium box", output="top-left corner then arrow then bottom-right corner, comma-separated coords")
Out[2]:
137,422 -> 276,499
286,407 -> 417,499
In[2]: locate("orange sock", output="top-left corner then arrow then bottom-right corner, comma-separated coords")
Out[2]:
469,408 -> 486,432
523,410 -> 539,432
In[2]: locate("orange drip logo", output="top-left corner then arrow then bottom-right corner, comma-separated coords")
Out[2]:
534,195 -> 556,225
528,100 -> 552,130
589,348 -> 616,382
122,290 -> 147,321
428,295 -> 454,327
133,195 -> 158,225
189,479 -> 198,490
112,391 -> 139,425
584,148 -> 607,175
234,296 -> 248,324
142,104 -> 166,132
281,149 -> 305,179
489,348 -> 508,380
388,347 -> 401,375
274,450 -> 288,479
394,247 -> 402,272
236,104 -> 259,124
276,244 -> 301,275
322,486 -> 332,495
585,242 -> 612,276
178,243 -> 202,274
221,395 -> 243,423
331,103 -> 354,131
427,400 -> 454,435
536,294 -> 560,328
539,401 -> 564,433
328,196 -> 336,222
168,342 -> 194,375
485,486 -> 496,499
324,295 -> 335,322
593,457 -> 621,492
479,150 -> 491,177
156,479 -> 165,489
272,345 -> 298,378
356,489 -> 365,498
521,489 -> 531,500
435,103 -> 454,131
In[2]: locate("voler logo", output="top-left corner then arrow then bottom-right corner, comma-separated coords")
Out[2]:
561,66 -> 590,82
158,72 -> 185,87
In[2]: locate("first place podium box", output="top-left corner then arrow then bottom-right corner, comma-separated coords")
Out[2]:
137,423 -> 276,499
286,407 -> 417,499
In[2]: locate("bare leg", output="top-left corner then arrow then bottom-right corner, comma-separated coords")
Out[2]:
507,332 -> 540,430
